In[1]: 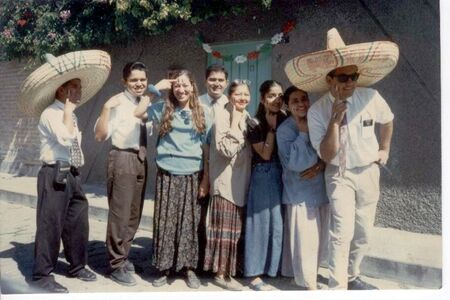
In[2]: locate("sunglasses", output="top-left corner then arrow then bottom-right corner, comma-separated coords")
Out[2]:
179,110 -> 191,125
331,72 -> 360,83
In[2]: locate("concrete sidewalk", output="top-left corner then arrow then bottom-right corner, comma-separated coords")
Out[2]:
0,173 -> 442,290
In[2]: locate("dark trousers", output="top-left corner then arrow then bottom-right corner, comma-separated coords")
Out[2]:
197,196 -> 209,271
32,165 -> 89,282
106,149 -> 147,270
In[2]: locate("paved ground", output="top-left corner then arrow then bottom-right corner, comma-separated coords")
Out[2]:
0,198 -> 424,298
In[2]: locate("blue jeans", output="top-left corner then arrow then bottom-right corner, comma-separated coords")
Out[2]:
244,162 -> 283,277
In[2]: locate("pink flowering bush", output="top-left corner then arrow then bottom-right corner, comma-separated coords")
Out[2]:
0,0 -> 273,62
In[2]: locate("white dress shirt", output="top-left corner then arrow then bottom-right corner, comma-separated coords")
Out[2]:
199,93 -> 228,118
95,90 -> 145,150
307,87 -> 394,169
38,100 -> 84,165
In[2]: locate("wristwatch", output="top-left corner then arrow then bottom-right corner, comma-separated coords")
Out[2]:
147,84 -> 162,97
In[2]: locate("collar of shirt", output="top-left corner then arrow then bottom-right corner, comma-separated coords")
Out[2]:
207,93 -> 228,106
53,99 -> 66,110
124,89 -> 139,104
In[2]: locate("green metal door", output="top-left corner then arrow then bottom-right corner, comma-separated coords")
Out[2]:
207,40 -> 272,116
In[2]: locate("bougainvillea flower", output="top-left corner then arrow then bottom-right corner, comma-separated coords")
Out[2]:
2,28 -> 13,39
59,10 -> 71,22
47,32 -> 57,41
17,19 -> 27,27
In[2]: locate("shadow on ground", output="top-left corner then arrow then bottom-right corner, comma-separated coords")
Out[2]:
0,237 -> 155,294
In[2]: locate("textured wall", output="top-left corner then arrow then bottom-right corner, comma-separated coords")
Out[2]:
0,0 -> 440,234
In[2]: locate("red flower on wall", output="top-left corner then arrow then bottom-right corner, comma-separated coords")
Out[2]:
247,51 -> 260,60
212,50 -> 222,59
282,20 -> 296,34
23,11 -> 33,19
17,19 -> 27,27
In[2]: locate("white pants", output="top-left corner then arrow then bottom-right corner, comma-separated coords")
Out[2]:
281,204 -> 329,289
325,163 -> 380,289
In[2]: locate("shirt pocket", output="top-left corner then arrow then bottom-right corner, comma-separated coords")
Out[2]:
360,111 -> 374,139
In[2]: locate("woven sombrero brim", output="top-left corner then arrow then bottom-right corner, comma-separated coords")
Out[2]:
18,50 -> 111,117
285,41 -> 399,93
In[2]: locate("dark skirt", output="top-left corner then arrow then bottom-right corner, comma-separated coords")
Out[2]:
203,195 -> 244,276
152,169 -> 201,272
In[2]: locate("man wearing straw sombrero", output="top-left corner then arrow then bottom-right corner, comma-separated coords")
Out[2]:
285,28 -> 398,290
18,50 -> 111,293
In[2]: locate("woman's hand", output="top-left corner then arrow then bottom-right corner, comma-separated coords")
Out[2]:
155,79 -> 177,91
198,176 -> 209,199
265,111 -> 277,131
299,160 -> 325,180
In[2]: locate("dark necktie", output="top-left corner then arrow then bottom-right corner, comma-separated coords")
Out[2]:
137,96 -> 147,162
70,114 -> 83,168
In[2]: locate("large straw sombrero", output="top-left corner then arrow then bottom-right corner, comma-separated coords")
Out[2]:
18,49 -> 111,117
284,28 -> 399,93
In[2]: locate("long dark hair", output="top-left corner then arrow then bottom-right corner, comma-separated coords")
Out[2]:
255,80 -> 283,121
159,69 -> 206,136
283,85 -> 309,105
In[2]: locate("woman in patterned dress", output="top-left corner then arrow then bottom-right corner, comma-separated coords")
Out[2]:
135,69 -> 211,289
203,80 -> 252,291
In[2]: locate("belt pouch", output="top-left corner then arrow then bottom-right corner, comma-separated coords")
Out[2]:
53,160 -> 71,185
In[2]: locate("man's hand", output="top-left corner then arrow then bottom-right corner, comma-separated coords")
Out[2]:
64,99 -> 77,113
378,149 -> 389,165
331,85 -> 347,125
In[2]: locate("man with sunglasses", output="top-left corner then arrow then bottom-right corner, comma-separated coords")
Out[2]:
285,28 -> 398,290
307,64 -> 394,290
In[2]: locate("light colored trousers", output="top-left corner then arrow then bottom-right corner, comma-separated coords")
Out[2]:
325,163 -> 380,289
281,204 -> 329,289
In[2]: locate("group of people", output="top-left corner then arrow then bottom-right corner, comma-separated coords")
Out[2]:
20,28 -> 399,293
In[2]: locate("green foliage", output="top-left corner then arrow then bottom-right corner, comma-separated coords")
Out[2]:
0,0 -> 273,62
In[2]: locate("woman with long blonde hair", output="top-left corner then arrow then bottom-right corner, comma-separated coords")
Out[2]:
135,69 -> 211,289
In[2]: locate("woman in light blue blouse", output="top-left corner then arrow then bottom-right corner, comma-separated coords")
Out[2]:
276,86 -> 329,290
135,69 -> 211,289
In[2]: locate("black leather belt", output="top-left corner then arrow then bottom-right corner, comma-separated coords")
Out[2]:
112,146 -> 139,154
42,162 -> 79,175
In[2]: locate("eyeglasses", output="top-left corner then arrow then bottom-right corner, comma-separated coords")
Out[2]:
232,79 -> 251,85
331,72 -> 360,83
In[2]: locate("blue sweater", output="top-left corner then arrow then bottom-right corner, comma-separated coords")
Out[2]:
148,100 -> 212,175
276,116 -> 328,207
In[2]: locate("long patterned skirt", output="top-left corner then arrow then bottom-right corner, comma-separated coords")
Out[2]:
152,169 -> 201,272
203,195 -> 244,276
